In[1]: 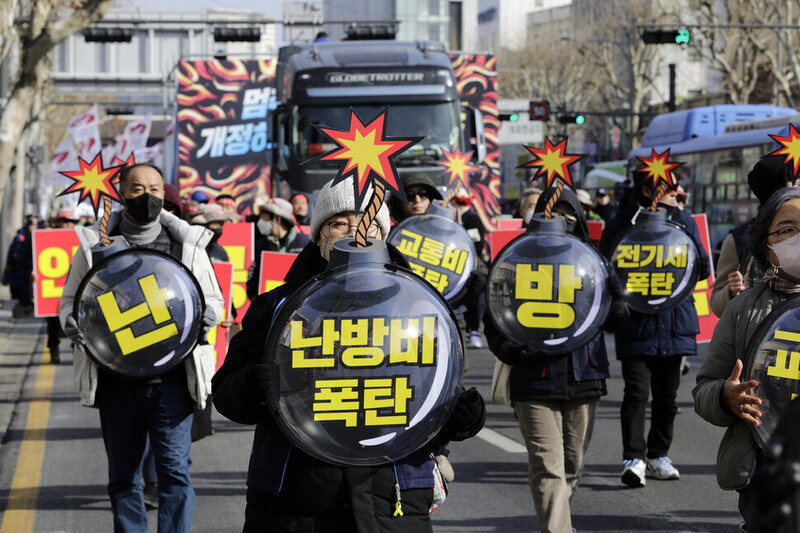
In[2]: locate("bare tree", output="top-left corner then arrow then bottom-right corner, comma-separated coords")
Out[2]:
0,0 -> 112,216
498,41 -> 594,138
575,0 -> 669,149
682,0 -> 778,105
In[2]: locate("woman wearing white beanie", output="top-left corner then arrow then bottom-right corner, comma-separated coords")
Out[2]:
213,176 -> 485,533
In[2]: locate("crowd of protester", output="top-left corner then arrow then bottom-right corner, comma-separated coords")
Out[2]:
9,161 -> 800,533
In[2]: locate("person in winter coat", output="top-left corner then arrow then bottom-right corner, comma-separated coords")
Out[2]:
599,173 -> 710,488
710,157 -> 794,318
59,163 -> 224,533
213,176 -> 486,533
484,187 -> 628,533
247,197 -> 310,299
3,214 -> 38,312
693,187 -> 800,530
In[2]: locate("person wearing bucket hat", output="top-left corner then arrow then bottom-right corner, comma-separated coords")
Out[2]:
191,204 -> 236,262
247,198 -> 311,299
575,189 -> 603,222
213,176 -> 486,533
484,187 -> 627,533
389,173 -> 443,223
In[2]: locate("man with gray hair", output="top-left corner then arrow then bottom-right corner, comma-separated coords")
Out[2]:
518,187 -> 541,227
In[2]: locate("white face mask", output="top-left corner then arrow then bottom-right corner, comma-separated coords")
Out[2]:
523,209 -> 534,224
769,232 -> 800,278
257,219 -> 272,237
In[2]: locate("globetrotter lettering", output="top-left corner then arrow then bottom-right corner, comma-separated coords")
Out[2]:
289,315 -> 437,428
325,72 -> 425,84
97,274 -> 179,355
395,229 -> 469,292
515,263 -> 582,329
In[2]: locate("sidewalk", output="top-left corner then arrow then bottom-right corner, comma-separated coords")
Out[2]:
0,287 -> 47,449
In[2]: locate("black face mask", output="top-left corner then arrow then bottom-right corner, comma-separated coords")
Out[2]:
210,227 -> 223,243
125,193 -> 163,223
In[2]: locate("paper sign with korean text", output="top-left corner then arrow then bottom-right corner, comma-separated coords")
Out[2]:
32,228 -> 80,317
692,213 -> 717,342
257,251 -> 297,295
207,262 -> 234,370
218,222 -> 254,323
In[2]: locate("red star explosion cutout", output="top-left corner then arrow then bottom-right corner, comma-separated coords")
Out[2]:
520,137 -> 584,189
313,108 -> 422,204
58,154 -> 124,212
111,154 -> 136,184
768,124 -> 800,177
635,148 -> 681,190
437,148 -> 480,191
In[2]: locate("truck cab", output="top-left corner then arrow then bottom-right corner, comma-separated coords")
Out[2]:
272,40 -> 485,194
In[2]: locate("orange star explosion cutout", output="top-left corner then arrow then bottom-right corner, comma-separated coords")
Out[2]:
635,148 -> 680,191
316,108 -> 421,205
308,108 -> 422,246
520,137 -> 583,189
111,154 -> 136,183
518,137 -> 585,220
438,148 -> 479,190
59,153 -> 124,212
768,124 -> 800,177
59,153 -> 125,245
438,148 -> 479,207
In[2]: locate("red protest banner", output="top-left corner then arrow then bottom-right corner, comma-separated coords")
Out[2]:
32,228 -> 80,317
587,220 -> 604,246
257,251 -> 298,295
489,229 -> 524,261
497,218 -> 523,230
208,262 -> 234,371
692,213 -> 717,343
218,223 -> 254,323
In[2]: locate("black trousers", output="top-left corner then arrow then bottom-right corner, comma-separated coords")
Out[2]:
620,355 -> 682,460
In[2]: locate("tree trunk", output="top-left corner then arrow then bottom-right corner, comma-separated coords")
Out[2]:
0,76 -> 39,221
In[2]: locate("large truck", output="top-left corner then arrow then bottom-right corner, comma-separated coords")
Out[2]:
271,39 -> 487,194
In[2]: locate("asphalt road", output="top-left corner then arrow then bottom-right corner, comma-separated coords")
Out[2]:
0,332 -> 741,532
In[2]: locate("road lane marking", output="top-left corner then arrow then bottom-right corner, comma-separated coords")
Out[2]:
0,357 -> 55,533
476,428 -> 527,453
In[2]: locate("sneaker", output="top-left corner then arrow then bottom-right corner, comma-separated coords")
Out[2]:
621,458 -> 646,488
143,482 -> 159,510
646,456 -> 680,480
467,330 -> 483,349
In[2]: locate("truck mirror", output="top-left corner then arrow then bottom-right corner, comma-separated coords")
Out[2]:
465,106 -> 486,164
273,105 -> 289,172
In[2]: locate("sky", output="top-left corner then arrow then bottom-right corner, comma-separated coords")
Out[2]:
115,0 -> 281,19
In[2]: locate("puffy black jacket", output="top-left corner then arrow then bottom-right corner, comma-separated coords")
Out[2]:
213,241 -> 485,531
599,200 -> 711,359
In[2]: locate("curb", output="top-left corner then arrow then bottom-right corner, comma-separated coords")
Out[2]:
0,298 -> 46,448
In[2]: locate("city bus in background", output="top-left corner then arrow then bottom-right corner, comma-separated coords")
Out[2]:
629,104 -> 799,254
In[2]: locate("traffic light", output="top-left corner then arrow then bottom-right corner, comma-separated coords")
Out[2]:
557,114 -> 586,125
82,28 -> 134,43
499,113 -> 520,122
214,27 -> 262,42
641,29 -> 691,45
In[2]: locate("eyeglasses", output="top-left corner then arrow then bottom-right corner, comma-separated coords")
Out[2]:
768,226 -> 800,242
408,191 -> 431,201
323,220 -> 381,239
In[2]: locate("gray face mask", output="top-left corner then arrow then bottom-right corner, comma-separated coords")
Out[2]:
257,219 -> 272,237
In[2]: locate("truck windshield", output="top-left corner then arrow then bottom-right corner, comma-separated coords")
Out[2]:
292,102 -> 461,164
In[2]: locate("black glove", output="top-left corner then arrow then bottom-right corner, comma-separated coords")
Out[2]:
698,254 -> 710,282
244,363 -> 272,405
607,272 -> 623,299
63,315 -> 85,348
439,387 -> 486,442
